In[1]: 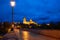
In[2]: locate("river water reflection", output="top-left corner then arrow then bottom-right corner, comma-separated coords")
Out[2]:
22,31 -> 30,40
19,30 -> 57,40
3,29 -> 58,40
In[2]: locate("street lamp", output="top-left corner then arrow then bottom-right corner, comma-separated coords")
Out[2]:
10,0 -> 15,29
10,0 -> 15,7
10,0 -> 15,23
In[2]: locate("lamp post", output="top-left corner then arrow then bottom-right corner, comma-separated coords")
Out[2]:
10,0 -> 15,28
10,0 -> 15,23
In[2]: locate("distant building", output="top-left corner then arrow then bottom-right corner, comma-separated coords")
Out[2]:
23,17 -> 37,25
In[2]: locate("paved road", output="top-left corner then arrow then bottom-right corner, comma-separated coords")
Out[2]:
1,29 -> 59,40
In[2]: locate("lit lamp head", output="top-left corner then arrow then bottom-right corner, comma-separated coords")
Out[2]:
10,0 -> 15,7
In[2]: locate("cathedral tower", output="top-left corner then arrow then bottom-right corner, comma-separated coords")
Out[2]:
23,17 -> 26,24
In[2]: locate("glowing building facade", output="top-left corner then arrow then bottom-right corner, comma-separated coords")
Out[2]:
23,17 -> 37,25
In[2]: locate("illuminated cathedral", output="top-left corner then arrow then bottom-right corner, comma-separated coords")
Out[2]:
23,17 -> 37,25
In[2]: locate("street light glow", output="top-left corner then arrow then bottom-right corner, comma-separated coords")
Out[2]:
47,24 -> 50,26
10,1 -> 15,7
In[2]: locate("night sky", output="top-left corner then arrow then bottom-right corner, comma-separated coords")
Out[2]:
0,0 -> 60,24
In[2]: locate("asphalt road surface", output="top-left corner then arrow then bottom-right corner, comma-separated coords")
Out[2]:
2,28 -> 59,40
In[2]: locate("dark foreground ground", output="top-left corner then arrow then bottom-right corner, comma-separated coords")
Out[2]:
0,28 -> 60,40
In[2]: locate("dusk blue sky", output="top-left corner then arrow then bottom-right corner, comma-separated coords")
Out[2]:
0,0 -> 60,24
